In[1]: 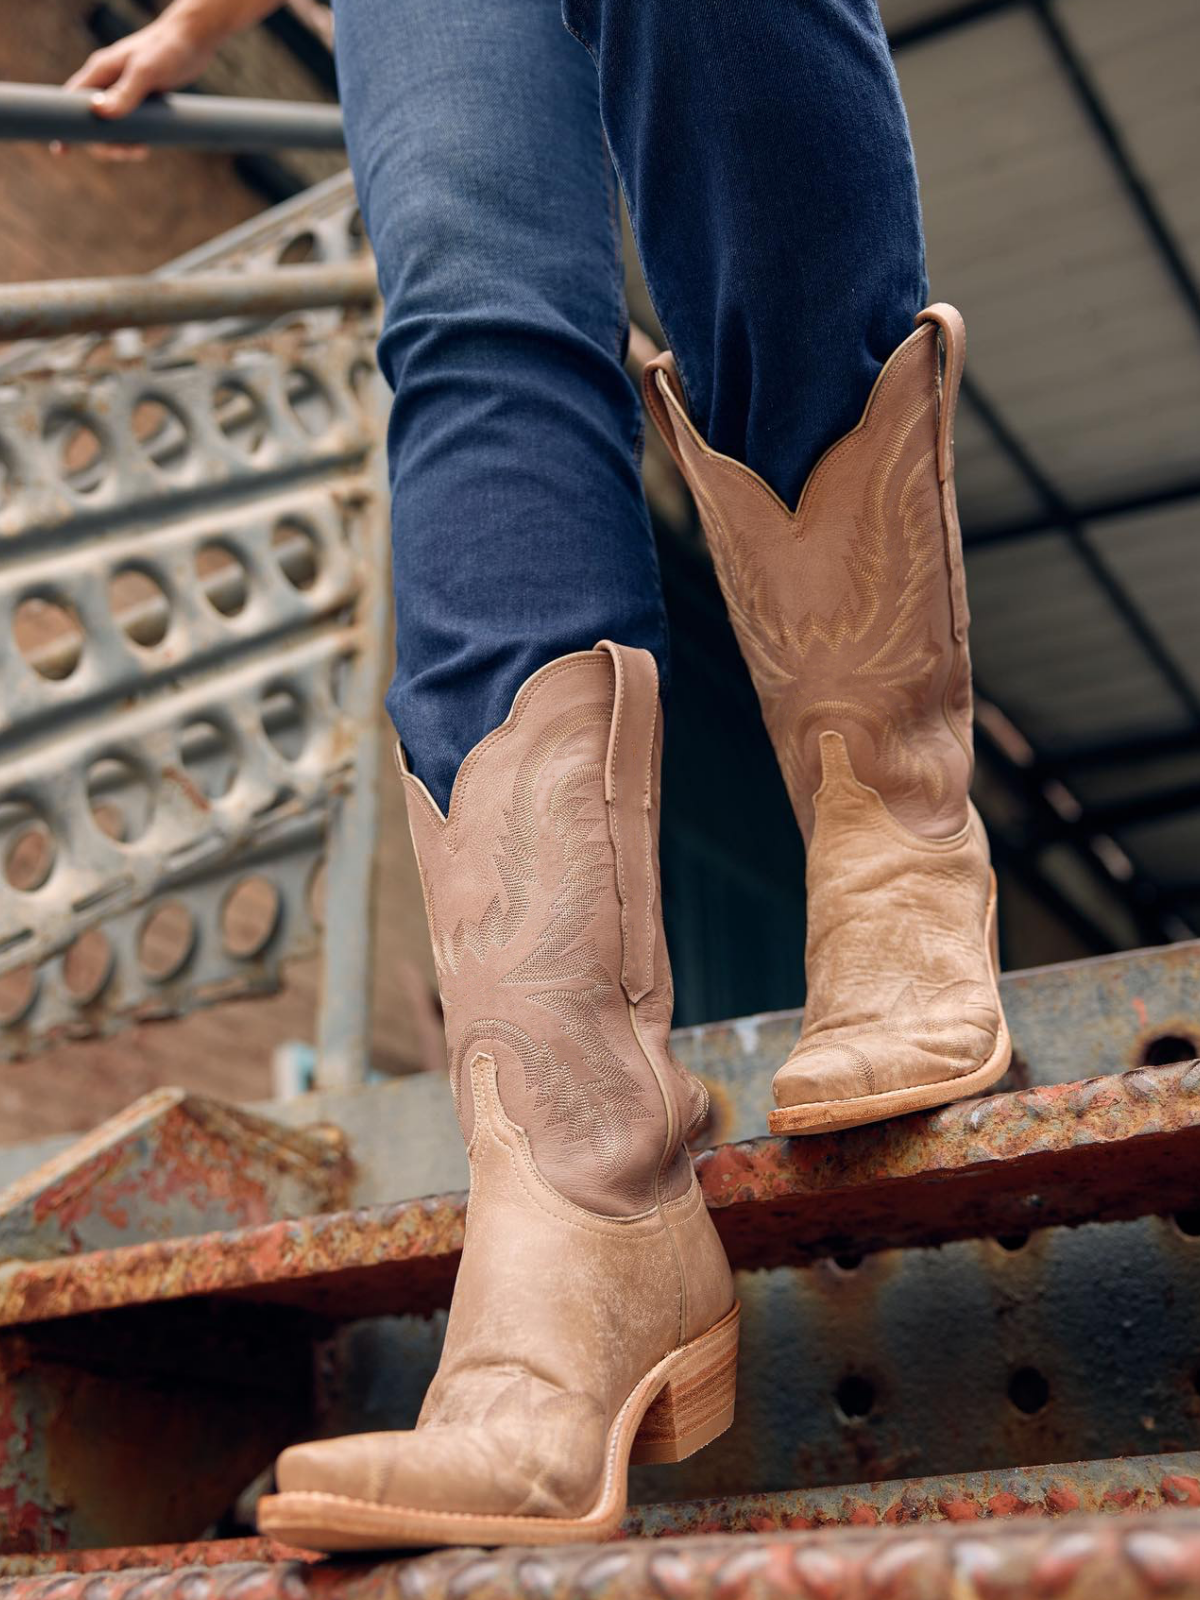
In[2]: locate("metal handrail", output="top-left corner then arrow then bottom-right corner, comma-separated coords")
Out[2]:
0,264 -> 377,340
0,82 -> 344,150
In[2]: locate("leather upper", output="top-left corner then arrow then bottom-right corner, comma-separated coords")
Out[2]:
644,305 -> 974,847
643,307 -> 1006,1109
398,644 -> 704,1215
276,644 -> 734,1521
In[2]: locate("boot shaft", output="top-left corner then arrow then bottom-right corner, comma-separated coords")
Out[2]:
397,642 -> 701,1216
644,305 -> 975,845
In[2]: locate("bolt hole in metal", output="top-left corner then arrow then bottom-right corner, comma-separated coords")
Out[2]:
195,541 -> 251,618
996,1232 -> 1030,1252
1008,1366 -> 1050,1415
1141,1033 -> 1198,1066
62,927 -> 113,1004
179,716 -> 239,801
1174,1209 -> 1200,1238
0,963 -> 37,1026
278,229 -> 321,265
132,394 -> 191,476
138,900 -> 196,981
285,366 -> 335,436
832,1252 -> 863,1273
835,1374 -> 875,1421
108,565 -> 171,649
1,799 -> 56,891
261,684 -> 309,762
14,593 -> 85,680
43,407 -> 107,494
213,378 -> 269,456
86,755 -> 154,843
221,875 -> 281,959
272,517 -> 320,591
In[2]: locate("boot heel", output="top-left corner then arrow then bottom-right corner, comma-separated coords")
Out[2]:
631,1303 -> 739,1465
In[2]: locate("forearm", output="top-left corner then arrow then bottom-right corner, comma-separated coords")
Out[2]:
161,0 -> 283,51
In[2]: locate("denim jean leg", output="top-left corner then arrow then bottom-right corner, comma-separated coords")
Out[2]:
562,0 -> 929,505
335,0 -> 668,812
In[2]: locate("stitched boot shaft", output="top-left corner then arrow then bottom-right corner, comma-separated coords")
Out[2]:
401,643 -> 706,1213
643,307 -> 1010,1129
269,645 -> 734,1538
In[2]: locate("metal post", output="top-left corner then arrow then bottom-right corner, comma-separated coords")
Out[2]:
314,369 -> 391,1090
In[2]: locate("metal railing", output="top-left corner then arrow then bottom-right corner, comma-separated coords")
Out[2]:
0,82 -> 344,150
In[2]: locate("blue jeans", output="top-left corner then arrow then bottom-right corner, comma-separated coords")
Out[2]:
335,0 -> 927,812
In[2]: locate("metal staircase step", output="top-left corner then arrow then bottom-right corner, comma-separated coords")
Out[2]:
0,1089 -> 352,1263
620,1450 -> 1200,1535
2,1057 -> 1197,1330
3,1512 -> 1200,1600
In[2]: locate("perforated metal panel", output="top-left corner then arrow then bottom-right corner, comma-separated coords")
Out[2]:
0,175 -> 388,1072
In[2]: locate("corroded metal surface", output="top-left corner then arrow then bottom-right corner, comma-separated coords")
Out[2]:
0,1088 -> 352,1261
0,1299 -> 318,1555
621,1452 -> 1200,1536
700,1055 -> 1200,1269
3,1059 -> 1197,1328
4,1514 -> 1200,1600
673,939 -> 1200,1148
6,1455 -> 1195,1574
0,1192 -> 464,1327
0,1541 -> 311,1579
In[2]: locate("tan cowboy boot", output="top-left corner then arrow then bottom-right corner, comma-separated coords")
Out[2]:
258,642 -> 737,1551
643,305 -> 1010,1136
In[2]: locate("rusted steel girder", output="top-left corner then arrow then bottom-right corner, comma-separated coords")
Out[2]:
673,938 -> 1200,1150
5,1513 -> 1200,1600
621,1452 -> 1200,1536
0,1541 -> 309,1580
2,1059 -> 1198,1328
4,1452 -> 1196,1574
0,1089 -> 352,1261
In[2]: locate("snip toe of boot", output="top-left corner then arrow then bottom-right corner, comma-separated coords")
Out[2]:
275,1415 -> 604,1519
276,1434 -> 383,1501
772,1029 -> 993,1111
772,1042 -> 879,1108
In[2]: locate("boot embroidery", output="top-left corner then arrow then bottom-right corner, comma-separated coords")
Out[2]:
425,706 -> 652,1174
703,391 -> 962,825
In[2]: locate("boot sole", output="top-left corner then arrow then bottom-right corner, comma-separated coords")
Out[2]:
256,1301 -> 739,1552
768,875 -> 1012,1136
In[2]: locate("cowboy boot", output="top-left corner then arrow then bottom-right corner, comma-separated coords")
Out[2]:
258,642 -> 737,1551
643,304 -> 1010,1135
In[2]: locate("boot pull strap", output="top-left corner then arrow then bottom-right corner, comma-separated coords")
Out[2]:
917,303 -> 966,483
596,640 -> 659,1005
641,350 -> 690,478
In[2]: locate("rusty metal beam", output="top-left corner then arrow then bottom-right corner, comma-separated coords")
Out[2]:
0,1088 -> 352,1262
0,264 -> 377,340
2,1059 -> 1198,1328
622,1451 -> 1200,1537
4,1512 -> 1200,1600
0,1539 -> 308,1580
